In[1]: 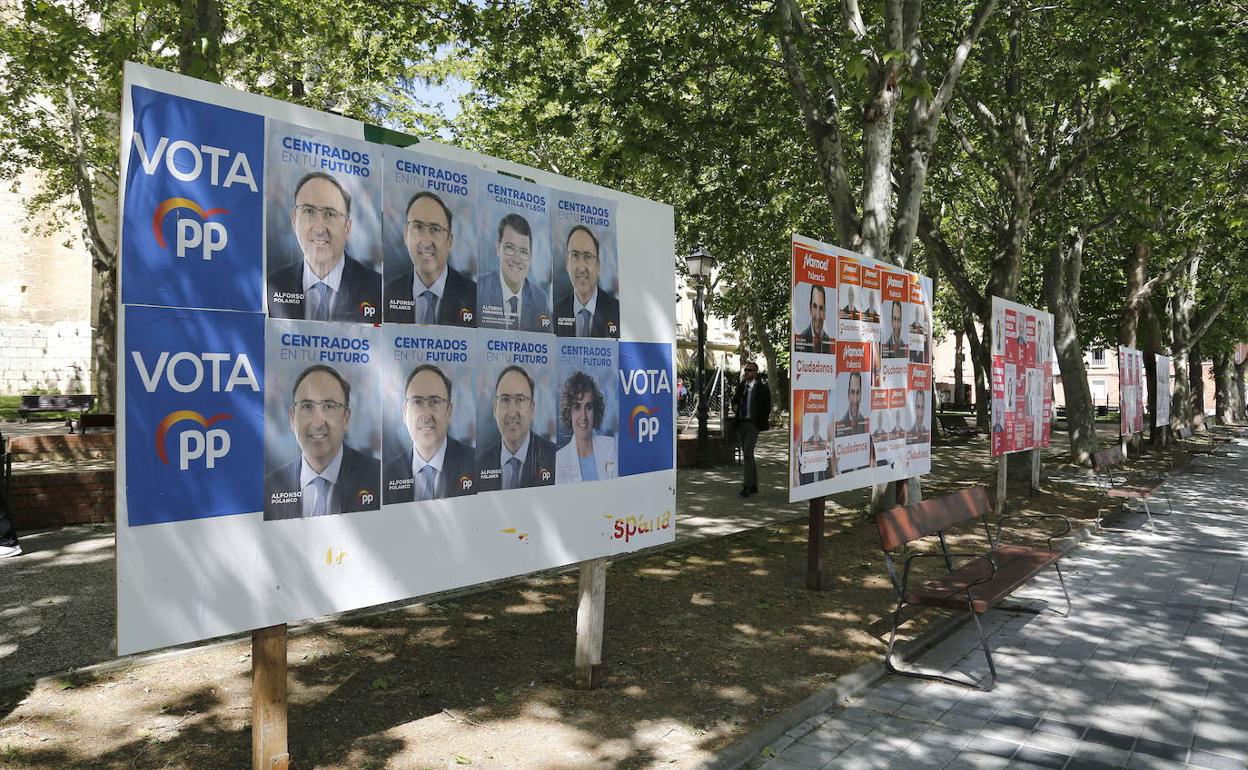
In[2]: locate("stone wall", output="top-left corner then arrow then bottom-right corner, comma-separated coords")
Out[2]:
0,171 -> 96,395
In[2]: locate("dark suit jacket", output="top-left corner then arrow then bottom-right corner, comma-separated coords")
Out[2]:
267,254 -> 382,323
795,325 -> 830,353
382,436 -> 476,503
477,271 -> 550,332
732,380 -> 771,431
264,444 -> 381,520
554,287 -> 620,338
383,265 -> 477,326
475,433 -> 557,492
882,333 -> 907,359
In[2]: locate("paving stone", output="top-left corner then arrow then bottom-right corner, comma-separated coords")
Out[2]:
1010,744 -> 1069,768
1188,749 -> 1248,770
776,740 -> 835,768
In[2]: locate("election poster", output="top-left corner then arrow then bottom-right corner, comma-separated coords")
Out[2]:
116,63 -> 677,656
1119,346 -> 1145,435
990,297 -> 1054,456
476,172 -> 553,333
382,149 -> 478,326
475,331 -> 557,492
551,191 -> 620,338
264,119 -> 383,324
1156,354 -> 1172,427
381,327 -> 477,503
262,321 -> 382,520
789,235 -> 933,503
555,339 -> 619,483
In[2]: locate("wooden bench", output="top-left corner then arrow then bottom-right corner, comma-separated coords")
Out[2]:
937,414 -> 977,438
17,394 -> 95,424
1091,446 -> 1171,531
73,413 -> 115,434
876,486 -> 1072,690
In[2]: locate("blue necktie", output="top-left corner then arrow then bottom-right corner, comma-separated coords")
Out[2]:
508,296 -> 519,329
309,282 -> 331,321
309,476 -> 332,517
416,464 -> 437,501
503,457 -> 522,490
576,308 -> 591,336
420,290 -> 437,324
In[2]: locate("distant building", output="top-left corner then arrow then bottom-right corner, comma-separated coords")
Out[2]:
675,275 -> 745,374
0,172 -> 98,395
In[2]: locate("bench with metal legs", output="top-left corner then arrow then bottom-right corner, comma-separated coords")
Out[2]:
1091,446 -> 1172,532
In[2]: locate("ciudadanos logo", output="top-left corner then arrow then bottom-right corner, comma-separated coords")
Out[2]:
617,342 -> 675,476
122,86 -> 264,312
124,306 -> 265,526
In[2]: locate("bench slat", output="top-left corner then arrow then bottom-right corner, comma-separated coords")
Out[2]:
906,545 -> 1061,614
877,486 -> 992,551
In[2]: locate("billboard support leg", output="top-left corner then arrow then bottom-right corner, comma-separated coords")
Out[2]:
252,624 -> 289,770
1030,448 -> 1041,493
806,497 -> 825,591
575,558 -> 607,689
995,455 -> 1007,516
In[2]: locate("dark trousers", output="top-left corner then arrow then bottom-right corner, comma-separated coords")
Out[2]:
0,494 -> 17,547
739,421 -> 760,490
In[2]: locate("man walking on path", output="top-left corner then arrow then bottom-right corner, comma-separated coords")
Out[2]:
732,361 -> 771,497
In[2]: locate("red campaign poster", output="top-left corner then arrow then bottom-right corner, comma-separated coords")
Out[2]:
793,389 -> 832,485
792,243 -> 835,354
991,359 -> 1007,456
991,297 -> 1053,457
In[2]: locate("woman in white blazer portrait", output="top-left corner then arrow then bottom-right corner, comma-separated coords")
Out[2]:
555,371 -> 617,483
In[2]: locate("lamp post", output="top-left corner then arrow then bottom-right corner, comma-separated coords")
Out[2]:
686,245 -> 716,467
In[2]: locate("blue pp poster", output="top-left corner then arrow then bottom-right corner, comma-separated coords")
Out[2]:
124,305 -> 266,525
122,86 -> 265,311
617,341 -> 675,476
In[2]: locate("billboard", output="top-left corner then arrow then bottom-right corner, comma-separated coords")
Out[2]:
1156,354 -> 1172,427
788,235 -> 933,503
116,64 -> 677,655
990,297 -> 1054,457
1119,346 -> 1145,435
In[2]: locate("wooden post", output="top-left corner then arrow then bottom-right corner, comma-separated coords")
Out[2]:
1029,447 -> 1041,493
806,497 -> 825,591
995,454 -> 1007,515
252,624 -> 289,770
575,558 -> 607,689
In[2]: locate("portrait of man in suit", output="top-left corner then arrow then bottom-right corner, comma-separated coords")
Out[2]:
840,285 -> 859,320
836,370 -> 868,436
267,172 -> 382,323
383,364 -> 475,503
882,301 -> 907,358
554,225 -> 619,338
907,389 -> 931,445
476,365 -> 556,491
478,213 -> 549,332
796,284 -> 830,353
265,364 -> 380,520
384,191 -> 476,326
798,414 -> 827,485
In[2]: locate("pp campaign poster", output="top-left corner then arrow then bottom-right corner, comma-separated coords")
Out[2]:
382,149 -> 479,326
554,339 -> 619,483
476,173 -> 553,333
381,327 -> 478,503
551,191 -> 620,338
264,120 -> 382,323
475,331 -> 556,491
262,321 -> 382,520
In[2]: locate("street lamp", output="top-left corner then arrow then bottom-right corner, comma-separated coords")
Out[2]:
686,245 -> 716,466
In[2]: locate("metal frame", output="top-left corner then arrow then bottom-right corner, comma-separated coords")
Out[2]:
880,513 -> 1072,691
1094,449 -> 1173,533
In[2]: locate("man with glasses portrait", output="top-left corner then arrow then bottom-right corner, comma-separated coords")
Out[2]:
265,364 -> 381,520
476,365 -> 556,491
383,364 -> 475,503
384,191 -> 476,326
554,225 -> 619,338
268,171 -> 382,323
478,213 -> 549,332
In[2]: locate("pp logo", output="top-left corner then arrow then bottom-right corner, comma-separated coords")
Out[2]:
607,321 -> 619,336
459,308 -> 475,324
629,405 -> 661,443
539,315 -> 552,329
359,302 -> 378,320
152,197 -> 229,260
459,475 -> 474,492
540,468 -> 553,482
357,489 -> 376,507
155,410 -> 233,470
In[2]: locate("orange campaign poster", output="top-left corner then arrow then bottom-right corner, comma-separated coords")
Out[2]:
990,296 -> 1054,457
790,234 -> 933,503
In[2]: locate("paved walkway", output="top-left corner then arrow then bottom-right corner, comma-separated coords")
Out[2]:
747,440 -> 1248,770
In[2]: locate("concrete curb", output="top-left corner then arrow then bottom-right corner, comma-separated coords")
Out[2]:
695,522 -> 1099,770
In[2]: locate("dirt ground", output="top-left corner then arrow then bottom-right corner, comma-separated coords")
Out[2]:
0,432 -> 1200,770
